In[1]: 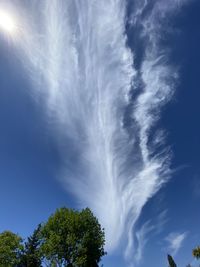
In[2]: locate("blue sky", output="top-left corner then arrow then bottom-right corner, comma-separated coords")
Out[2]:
0,1 -> 200,267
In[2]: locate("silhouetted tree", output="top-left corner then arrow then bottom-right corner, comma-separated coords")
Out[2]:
22,224 -> 42,267
168,254 -> 177,267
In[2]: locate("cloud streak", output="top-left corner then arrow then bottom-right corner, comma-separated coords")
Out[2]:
166,232 -> 188,255
133,210 -> 168,264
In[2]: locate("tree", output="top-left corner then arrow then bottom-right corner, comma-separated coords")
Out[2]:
193,246 -> 200,259
22,224 -> 42,267
0,230 -> 23,267
40,207 -> 106,267
167,254 -> 177,267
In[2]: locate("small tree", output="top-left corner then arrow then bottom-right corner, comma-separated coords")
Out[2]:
22,224 -> 42,267
40,207 -> 106,267
193,246 -> 200,259
167,254 -> 177,267
0,231 -> 23,267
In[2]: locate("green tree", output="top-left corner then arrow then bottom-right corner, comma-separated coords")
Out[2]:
0,230 -> 23,267
193,246 -> 200,259
40,207 -> 106,267
167,254 -> 177,267
21,224 -> 42,267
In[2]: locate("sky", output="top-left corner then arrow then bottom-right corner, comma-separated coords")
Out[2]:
0,0 -> 200,267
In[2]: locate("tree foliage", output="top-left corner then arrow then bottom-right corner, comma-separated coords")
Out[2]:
0,207 -> 106,267
22,224 -> 42,267
40,207 -> 106,267
192,246 -> 200,259
0,231 -> 23,267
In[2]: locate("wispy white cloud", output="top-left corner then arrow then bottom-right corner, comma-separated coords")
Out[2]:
166,232 -> 188,255
134,221 -> 155,263
134,210 -> 168,264
125,0 -> 190,263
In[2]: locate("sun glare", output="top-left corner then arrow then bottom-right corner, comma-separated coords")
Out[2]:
0,10 -> 16,34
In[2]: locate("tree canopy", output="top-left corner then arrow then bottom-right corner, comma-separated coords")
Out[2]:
40,207 -> 106,267
0,207 -> 106,267
0,231 -> 23,267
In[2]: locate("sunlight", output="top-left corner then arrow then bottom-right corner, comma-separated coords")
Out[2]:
0,10 -> 17,34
